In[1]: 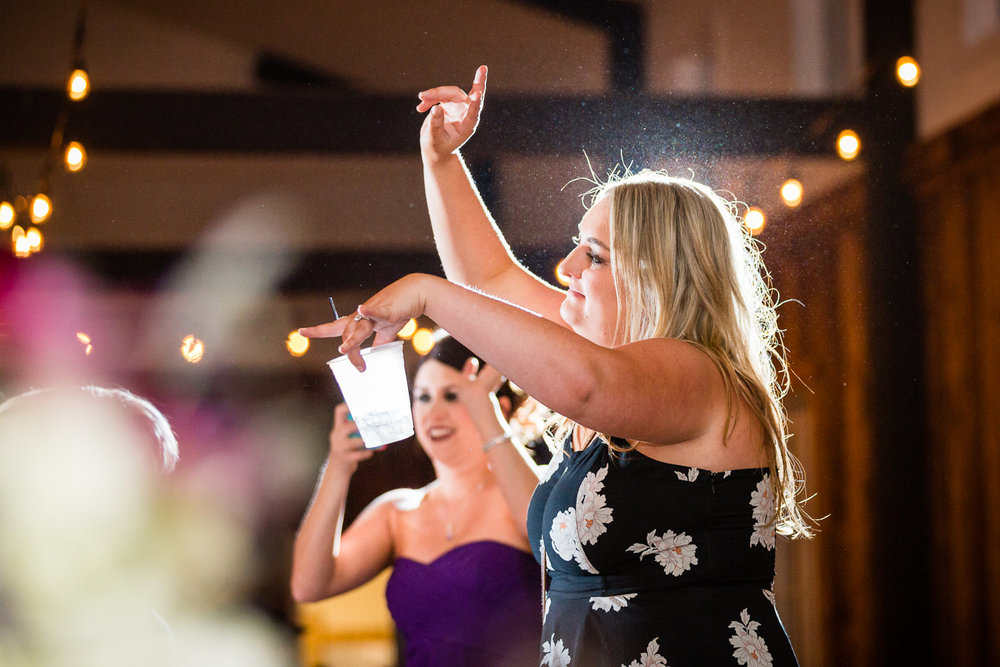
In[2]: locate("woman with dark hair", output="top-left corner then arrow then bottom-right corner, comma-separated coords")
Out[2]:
291,335 -> 542,666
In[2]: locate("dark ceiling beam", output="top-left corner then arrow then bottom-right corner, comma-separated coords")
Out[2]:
0,86 -> 865,158
0,247 -> 566,295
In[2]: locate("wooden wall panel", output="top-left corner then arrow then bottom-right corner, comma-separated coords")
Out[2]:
765,179 -> 875,666
910,100 -> 1000,665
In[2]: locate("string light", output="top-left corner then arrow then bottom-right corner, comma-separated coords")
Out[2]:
895,56 -> 920,87
554,259 -> 570,287
285,331 -> 310,357
780,179 -> 803,208
180,335 -> 205,364
5,1 -> 90,257
12,226 -> 30,258
0,201 -> 14,230
744,207 -> 766,236
836,130 -> 861,161
411,328 -> 436,355
30,194 -> 52,223
64,142 -> 87,172
76,332 -> 93,355
67,68 -> 90,101
397,318 -> 418,339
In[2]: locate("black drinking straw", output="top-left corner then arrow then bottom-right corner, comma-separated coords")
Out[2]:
329,297 -> 339,320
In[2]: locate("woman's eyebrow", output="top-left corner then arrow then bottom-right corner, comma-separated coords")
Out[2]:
585,236 -> 610,251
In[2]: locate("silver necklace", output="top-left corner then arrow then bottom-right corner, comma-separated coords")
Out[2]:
438,478 -> 487,541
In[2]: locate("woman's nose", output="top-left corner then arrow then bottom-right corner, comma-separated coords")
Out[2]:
560,245 -> 585,279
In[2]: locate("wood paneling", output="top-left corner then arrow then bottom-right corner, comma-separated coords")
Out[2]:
910,100 -> 1000,665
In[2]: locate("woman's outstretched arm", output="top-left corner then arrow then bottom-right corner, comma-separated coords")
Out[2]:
301,275 -> 724,450
418,66 -> 566,323
290,404 -> 395,602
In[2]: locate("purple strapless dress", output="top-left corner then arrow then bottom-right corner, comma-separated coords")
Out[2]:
385,541 -> 542,666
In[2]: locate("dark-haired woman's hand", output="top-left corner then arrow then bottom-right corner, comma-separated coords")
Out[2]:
326,403 -> 374,476
456,357 -> 510,443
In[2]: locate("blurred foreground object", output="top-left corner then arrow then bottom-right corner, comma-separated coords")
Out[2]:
0,386 -> 293,667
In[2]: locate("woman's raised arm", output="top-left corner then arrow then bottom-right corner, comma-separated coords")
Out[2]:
418,66 -> 566,323
290,404 -> 395,602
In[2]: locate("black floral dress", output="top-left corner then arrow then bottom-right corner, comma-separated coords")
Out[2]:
526,435 -> 798,666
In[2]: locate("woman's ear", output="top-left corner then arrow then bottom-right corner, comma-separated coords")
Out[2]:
461,356 -> 480,379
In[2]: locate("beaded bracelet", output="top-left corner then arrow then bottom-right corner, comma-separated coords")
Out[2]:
482,433 -> 513,452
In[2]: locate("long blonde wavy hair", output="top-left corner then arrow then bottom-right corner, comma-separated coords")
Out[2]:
552,167 -> 813,539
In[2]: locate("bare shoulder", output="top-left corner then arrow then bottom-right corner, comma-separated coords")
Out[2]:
361,486 -> 428,518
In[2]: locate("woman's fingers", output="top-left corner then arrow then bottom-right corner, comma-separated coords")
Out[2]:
470,65 -> 487,99
416,85 -> 471,111
298,316 -> 350,339
476,363 -> 504,392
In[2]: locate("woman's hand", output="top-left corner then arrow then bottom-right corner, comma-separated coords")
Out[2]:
417,65 -> 487,164
298,274 -> 437,372
327,403 -> 374,475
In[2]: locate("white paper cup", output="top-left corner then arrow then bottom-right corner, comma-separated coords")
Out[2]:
327,340 -> 413,448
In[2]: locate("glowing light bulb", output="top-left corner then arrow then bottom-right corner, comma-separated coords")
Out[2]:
67,68 -> 90,101
412,328 -> 435,355
397,318 -> 418,339
780,179 -> 803,208
30,194 -> 51,223
25,227 -> 42,253
896,56 -> 920,87
286,330 -> 310,357
64,141 -> 87,172
180,334 -> 205,363
12,226 -> 29,258
554,259 -> 570,287
0,201 -> 14,229
744,207 -> 766,235
836,130 -> 861,161
76,332 -> 93,355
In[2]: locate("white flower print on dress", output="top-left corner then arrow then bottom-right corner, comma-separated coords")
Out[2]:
749,474 -> 776,550
729,609 -> 773,667
627,529 -> 698,576
590,593 -> 637,612
548,465 -> 611,574
548,507 -> 598,573
541,444 -> 566,484
577,466 -> 613,545
675,467 -> 699,482
621,637 -> 669,667
550,508 -> 579,562
541,633 -> 571,666
762,588 -> 776,605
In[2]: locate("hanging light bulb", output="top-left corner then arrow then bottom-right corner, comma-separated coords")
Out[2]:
30,194 -> 51,223
25,227 -> 43,253
836,130 -> 861,161
67,68 -> 90,101
554,259 -> 570,287
180,334 -> 206,364
411,328 -> 436,355
780,179 -> 803,208
64,141 -> 87,172
12,225 -> 29,258
0,201 -> 14,230
895,56 -> 920,87
397,318 -> 418,340
744,207 -> 766,236
285,330 -> 310,357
